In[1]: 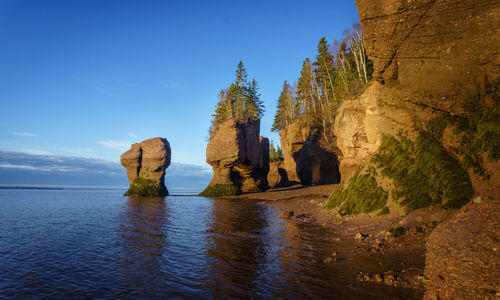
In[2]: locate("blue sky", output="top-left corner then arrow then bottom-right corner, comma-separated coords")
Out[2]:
0,0 -> 360,187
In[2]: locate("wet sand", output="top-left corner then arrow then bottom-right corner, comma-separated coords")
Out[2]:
233,184 -> 454,294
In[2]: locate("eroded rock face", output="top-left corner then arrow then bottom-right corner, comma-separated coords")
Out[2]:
202,119 -> 269,195
336,0 -> 500,187
267,161 -> 289,188
280,122 -> 340,185
120,137 -> 171,196
424,196 -> 500,299
334,82 -> 414,179
355,0 -> 500,93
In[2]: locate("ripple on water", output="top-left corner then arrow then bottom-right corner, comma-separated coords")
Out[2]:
0,189 -> 421,299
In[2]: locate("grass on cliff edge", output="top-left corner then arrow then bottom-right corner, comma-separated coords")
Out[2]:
325,170 -> 388,216
200,184 -> 240,197
124,178 -> 168,197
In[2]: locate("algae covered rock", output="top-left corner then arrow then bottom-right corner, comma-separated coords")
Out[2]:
120,137 -> 171,196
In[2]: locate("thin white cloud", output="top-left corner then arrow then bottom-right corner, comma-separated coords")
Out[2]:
20,149 -> 52,156
12,131 -> 39,137
128,132 -> 141,139
0,150 -> 212,179
99,140 -> 130,151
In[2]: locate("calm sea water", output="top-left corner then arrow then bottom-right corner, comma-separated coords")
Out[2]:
0,189 -> 420,299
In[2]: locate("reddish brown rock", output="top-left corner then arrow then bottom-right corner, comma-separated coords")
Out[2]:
267,161 -> 289,188
355,0 -> 500,93
280,121 -> 340,185
120,137 -> 171,196
202,119 -> 269,196
335,0 -> 500,190
424,196 -> 500,299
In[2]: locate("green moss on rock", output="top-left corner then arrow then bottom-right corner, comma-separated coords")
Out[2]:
373,132 -> 473,213
199,184 -> 240,197
378,206 -> 390,216
124,178 -> 168,197
448,79 -> 500,179
326,172 -> 388,216
387,226 -> 408,238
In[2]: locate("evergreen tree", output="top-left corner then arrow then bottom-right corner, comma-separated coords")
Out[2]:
232,61 -> 248,120
314,37 -> 336,105
245,78 -> 264,121
272,81 -> 295,132
269,141 -> 284,162
271,23 -> 373,150
296,58 -> 318,124
210,61 -> 265,136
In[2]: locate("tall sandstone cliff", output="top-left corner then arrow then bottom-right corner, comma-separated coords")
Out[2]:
202,119 -> 269,196
332,0 -> 499,211
335,0 -> 500,298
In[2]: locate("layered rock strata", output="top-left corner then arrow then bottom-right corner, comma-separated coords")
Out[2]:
202,119 -> 269,196
334,0 -> 500,295
121,137 -> 171,196
334,0 -> 499,196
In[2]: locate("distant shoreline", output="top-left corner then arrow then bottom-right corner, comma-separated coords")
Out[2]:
0,186 -> 64,190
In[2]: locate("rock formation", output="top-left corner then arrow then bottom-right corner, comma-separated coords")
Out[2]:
201,119 -> 269,196
424,196 -> 500,299
280,121 -> 340,185
121,137 -> 171,196
330,0 -> 500,214
331,0 -> 500,295
267,161 -> 289,188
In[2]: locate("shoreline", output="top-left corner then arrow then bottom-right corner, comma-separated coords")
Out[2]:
234,184 -> 454,294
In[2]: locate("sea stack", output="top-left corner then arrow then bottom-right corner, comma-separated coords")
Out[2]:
120,137 -> 171,196
201,119 -> 269,197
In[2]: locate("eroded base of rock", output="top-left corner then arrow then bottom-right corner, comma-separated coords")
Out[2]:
124,178 -> 169,197
199,184 -> 240,197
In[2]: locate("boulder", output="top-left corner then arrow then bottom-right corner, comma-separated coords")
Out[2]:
201,119 -> 269,196
279,121 -> 340,185
120,137 -> 171,196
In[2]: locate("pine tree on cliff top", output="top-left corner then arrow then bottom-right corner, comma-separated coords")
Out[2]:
296,58 -> 319,125
272,80 -> 296,132
210,61 -> 264,136
314,37 -> 336,104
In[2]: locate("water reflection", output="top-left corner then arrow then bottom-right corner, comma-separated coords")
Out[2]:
119,196 -> 169,295
204,198 -> 270,298
0,190 -> 422,299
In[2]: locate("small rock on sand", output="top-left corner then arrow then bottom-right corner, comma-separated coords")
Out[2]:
323,257 -> 337,263
278,211 -> 294,219
355,232 -> 368,240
